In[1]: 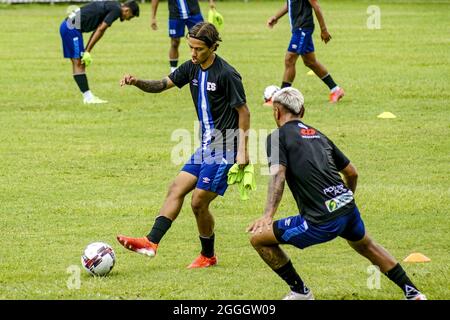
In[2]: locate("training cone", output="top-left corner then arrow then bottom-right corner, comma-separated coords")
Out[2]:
377,112 -> 396,119
306,70 -> 315,76
403,252 -> 431,263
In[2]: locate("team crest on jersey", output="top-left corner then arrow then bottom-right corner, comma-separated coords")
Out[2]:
207,82 -> 217,91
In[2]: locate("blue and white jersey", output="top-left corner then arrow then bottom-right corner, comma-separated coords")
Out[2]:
169,55 -> 246,152
168,0 -> 201,19
287,0 -> 314,31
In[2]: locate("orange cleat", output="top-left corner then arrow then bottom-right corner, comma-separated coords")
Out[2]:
187,254 -> 218,269
329,87 -> 345,103
116,235 -> 158,257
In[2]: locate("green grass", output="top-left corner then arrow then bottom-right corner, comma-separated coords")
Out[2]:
0,1 -> 449,300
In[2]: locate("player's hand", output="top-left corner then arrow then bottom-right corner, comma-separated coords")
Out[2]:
81,51 -> 92,67
246,216 -> 273,234
151,18 -> 158,30
120,74 -> 137,87
321,29 -> 332,43
267,16 -> 278,28
236,150 -> 249,169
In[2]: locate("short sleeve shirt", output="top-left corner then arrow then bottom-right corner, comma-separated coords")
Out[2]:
266,120 -> 355,224
169,55 -> 246,152
80,1 -> 121,33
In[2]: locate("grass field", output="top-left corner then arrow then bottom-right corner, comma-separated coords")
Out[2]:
0,0 -> 449,300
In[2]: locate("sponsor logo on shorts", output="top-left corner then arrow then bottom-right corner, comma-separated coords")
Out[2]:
285,218 -> 291,227
325,191 -> 354,213
202,177 -> 211,184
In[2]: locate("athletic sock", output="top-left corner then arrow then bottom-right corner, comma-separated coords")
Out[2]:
281,81 -> 292,89
199,233 -> 215,258
321,73 -> 338,90
169,59 -> 178,73
73,73 -> 89,93
146,216 -> 172,244
385,263 -> 421,298
274,260 -> 309,294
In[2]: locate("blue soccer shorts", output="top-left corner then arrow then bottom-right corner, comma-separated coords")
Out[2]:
59,20 -> 84,58
287,27 -> 315,55
168,13 -> 204,38
181,148 -> 235,196
273,206 -> 366,249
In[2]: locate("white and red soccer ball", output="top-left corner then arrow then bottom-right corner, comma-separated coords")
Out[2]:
81,242 -> 116,276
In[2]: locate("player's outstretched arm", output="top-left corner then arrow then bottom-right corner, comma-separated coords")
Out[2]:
120,75 -> 175,93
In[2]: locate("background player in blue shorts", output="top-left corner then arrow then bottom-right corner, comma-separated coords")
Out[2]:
117,22 -> 251,269
59,0 -> 139,104
150,0 -> 216,72
267,0 -> 345,103
247,87 -> 426,300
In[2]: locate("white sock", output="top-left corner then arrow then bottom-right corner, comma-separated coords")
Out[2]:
83,90 -> 94,101
170,67 -> 177,73
330,86 -> 340,93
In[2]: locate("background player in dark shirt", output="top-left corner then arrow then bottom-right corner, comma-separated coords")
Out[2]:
247,87 -> 426,300
117,22 -> 251,269
150,0 -> 216,72
267,0 -> 344,103
59,1 -> 139,104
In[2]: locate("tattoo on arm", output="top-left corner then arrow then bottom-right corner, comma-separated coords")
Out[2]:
264,167 -> 286,216
134,78 -> 168,93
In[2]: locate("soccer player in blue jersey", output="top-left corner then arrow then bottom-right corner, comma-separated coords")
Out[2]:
247,87 -> 427,300
59,1 -> 139,104
267,0 -> 344,103
117,22 -> 251,269
150,0 -> 216,72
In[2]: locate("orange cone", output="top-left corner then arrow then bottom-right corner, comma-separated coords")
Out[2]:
403,252 -> 431,263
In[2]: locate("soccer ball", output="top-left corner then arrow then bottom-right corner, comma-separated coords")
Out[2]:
81,242 -> 116,276
263,85 -> 280,103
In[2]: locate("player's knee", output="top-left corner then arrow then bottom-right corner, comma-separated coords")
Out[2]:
354,237 -> 375,255
170,38 -> 180,49
303,58 -> 316,68
191,197 -> 207,215
249,234 -> 261,249
166,182 -> 184,199
285,56 -> 296,68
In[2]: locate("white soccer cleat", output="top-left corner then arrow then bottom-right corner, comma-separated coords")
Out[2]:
406,293 -> 427,300
84,96 -> 108,104
282,290 -> 314,300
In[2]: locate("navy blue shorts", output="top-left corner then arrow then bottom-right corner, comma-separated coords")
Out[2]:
273,206 -> 366,249
168,13 -> 203,38
59,20 -> 84,58
288,28 -> 315,55
181,148 -> 235,196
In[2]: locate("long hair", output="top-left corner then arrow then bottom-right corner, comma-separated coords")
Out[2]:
188,22 -> 222,51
